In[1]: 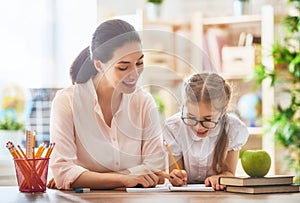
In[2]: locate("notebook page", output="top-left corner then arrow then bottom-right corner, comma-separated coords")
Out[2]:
126,183 -> 170,193
169,184 -> 214,192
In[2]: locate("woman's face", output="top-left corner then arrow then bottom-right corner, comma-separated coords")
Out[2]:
101,42 -> 144,94
185,102 -> 220,138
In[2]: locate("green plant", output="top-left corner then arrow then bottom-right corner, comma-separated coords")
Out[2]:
0,83 -> 27,131
0,115 -> 24,131
147,0 -> 163,4
152,94 -> 165,114
252,0 -> 300,183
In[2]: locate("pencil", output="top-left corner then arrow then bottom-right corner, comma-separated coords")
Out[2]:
163,140 -> 181,170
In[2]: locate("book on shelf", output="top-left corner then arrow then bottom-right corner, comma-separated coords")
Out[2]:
126,183 -> 214,193
225,184 -> 300,194
219,175 -> 294,186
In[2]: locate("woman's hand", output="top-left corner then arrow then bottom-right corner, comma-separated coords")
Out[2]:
47,178 -> 57,189
169,169 -> 187,186
204,175 -> 224,191
121,173 -> 161,188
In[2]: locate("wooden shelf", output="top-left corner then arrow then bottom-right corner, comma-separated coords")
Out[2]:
220,72 -> 252,80
144,20 -> 190,32
202,14 -> 261,26
248,127 -> 263,135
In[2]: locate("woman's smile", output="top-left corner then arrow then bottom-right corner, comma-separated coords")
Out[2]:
122,80 -> 137,88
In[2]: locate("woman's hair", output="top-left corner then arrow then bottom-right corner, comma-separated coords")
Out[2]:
69,46 -> 96,84
74,19 -> 141,84
184,72 -> 232,173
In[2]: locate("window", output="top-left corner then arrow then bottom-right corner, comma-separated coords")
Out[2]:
0,0 -> 97,146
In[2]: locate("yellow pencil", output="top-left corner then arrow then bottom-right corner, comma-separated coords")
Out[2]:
164,140 -> 181,170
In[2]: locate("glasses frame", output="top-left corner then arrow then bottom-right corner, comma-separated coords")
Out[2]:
181,106 -> 219,129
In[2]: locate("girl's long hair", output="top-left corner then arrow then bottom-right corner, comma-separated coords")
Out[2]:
184,73 -> 232,173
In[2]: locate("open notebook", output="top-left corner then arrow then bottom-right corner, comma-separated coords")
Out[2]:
126,183 -> 214,193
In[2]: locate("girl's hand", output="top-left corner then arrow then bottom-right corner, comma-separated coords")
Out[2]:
169,169 -> 187,186
121,172 -> 160,188
204,175 -> 224,191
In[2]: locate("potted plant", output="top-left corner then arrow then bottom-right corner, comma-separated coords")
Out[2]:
0,83 -> 26,156
233,0 -> 250,16
253,0 -> 300,183
152,92 -> 166,123
145,0 -> 164,21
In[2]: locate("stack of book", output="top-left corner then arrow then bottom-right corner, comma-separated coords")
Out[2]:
219,175 -> 300,194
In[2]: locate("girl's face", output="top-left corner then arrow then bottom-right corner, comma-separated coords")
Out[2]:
185,102 -> 221,138
101,42 -> 144,94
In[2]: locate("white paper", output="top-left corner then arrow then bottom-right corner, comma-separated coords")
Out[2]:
126,183 -> 214,193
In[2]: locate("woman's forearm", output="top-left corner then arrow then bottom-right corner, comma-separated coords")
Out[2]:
71,171 -> 125,189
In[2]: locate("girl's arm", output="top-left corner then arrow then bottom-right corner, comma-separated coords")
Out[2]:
204,150 -> 239,190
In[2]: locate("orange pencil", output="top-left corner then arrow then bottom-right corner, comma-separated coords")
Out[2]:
35,143 -> 44,158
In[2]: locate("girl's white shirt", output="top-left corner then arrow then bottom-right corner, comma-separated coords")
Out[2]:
50,79 -> 165,189
163,112 -> 249,183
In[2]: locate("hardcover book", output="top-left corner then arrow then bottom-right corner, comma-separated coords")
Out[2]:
219,175 -> 294,186
225,184 -> 300,194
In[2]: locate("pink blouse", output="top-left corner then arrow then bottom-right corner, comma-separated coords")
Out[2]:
50,79 -> 165,189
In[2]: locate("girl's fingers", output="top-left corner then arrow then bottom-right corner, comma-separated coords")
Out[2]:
204,176 -> 225,191
173,169 -> 187,182
204,177 -> 211,187
170,174 -> 185,186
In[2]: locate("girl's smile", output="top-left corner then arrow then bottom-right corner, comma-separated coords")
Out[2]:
196,129 -> 209,137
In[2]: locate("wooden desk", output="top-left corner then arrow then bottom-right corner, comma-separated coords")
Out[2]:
1,186 -> 300,203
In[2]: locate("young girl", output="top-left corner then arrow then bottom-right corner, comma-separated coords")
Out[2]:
48,19 -> 166,190
163,73 -> 249,190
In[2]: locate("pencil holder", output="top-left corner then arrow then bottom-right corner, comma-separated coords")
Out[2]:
13,158 -> 49,192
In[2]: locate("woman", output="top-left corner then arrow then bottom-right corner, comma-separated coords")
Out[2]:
49,19 -> 166,190
163,73 -> 249,190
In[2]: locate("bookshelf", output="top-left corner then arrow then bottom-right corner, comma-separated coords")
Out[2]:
143,6 -> 275,174
191,5 -> 275,175
142,19 -> 193,119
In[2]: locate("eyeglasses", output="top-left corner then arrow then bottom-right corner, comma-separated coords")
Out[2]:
181,107 -> 219,129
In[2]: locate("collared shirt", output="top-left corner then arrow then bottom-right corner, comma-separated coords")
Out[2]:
163,112 -> 249,183
50,79 -> 165,189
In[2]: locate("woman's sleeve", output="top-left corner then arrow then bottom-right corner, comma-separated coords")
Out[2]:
127,93 -> 166,174
163,119 -> 182,157
227,116 -> 250,151
49,90 -> 87,189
